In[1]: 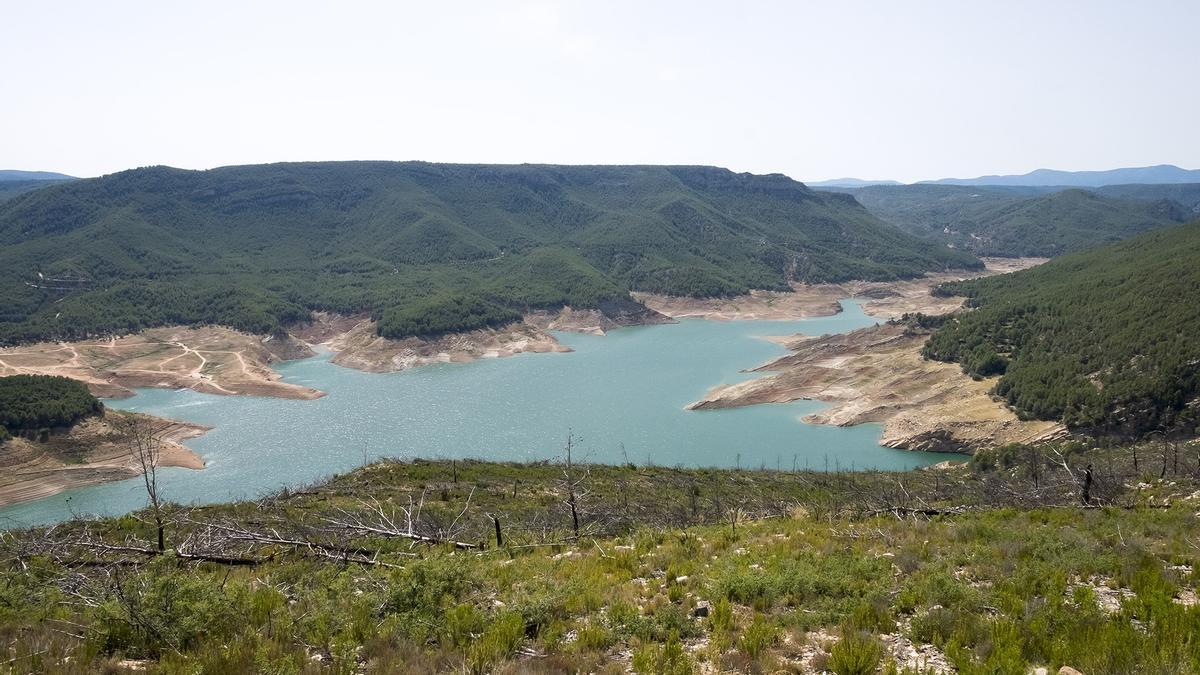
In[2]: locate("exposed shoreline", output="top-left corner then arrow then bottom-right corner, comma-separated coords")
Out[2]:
638,257 -> 1046,323
0,326 -> 325,401
687,322 -> 1066,454
0,261 -> 1038,401
0,413 -> 208,509
0,258 -> 1049,483
649,258 -> 1058,454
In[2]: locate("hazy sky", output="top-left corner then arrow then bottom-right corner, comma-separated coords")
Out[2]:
3,1 -> 1197,182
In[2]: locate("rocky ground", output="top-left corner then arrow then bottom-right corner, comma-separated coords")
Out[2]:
294,303 -> 674,374
297,313 -> 570,373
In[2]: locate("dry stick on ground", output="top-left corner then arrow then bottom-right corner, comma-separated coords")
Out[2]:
182,518 -> 409,564
323,497 -> 479,549
443,486 -> 476,544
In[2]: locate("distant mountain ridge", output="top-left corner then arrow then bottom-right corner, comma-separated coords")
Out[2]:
804,177 -> 902,188
826,183 -> 1189,257
0,170 -> 75,182
924,164 -> 1200,188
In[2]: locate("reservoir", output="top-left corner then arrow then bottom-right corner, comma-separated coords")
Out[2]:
0,300 -> 960,526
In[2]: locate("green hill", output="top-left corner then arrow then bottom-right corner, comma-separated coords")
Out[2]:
924,221 -> 1200,435
833,185 -> 1187,257
0,162 -> 978,344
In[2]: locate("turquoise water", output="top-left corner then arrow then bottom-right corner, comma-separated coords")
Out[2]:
0,300 -> 960,527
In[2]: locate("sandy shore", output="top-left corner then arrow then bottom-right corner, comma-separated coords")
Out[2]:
0,413 -> 208,509
0,302 -> 675,398
0,260 -> 1036,398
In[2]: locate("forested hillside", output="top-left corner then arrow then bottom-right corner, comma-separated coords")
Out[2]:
1096,183 -> 1200,216
0,162 -> 977,344
829,184 -> 1187,257
924,221 -> 1200,435
0,374 -> 102,438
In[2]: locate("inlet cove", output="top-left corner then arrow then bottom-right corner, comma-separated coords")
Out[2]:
0,300 -> 956,526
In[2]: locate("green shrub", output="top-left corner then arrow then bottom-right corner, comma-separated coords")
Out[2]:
94,556 -> 247,658
384,554 -> 476,641
632,631 -> 695,675
709,596 -> 733,634
0,374 -> 102,431
443,603 -> 485,648
467,611 -> 525,673
738,614 -> 778,659
829,628 -> 883,675
574,623 -> 613,651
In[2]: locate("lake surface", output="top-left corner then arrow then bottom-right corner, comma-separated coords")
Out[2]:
0,300 -> 960,526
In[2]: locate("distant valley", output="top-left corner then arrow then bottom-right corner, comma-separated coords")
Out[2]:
817,183 -> 1195,256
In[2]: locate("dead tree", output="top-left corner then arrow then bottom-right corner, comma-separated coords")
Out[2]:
560,431 -> 589,539
1081,463 -> 1094,505
113,414 -> 168,552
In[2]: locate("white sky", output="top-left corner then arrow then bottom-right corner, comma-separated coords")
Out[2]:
3,1 -> 1197,182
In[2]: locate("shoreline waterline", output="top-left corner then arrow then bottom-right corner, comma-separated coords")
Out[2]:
0,300 -> 964,528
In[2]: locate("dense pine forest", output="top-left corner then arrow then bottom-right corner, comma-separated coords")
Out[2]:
822,184 -> 1189,257
924,221 -> 1200,436
0,162 -> 979,345
0,374 -> 103,437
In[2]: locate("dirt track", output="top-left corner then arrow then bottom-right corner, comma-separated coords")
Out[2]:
0,327 -> 324,400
